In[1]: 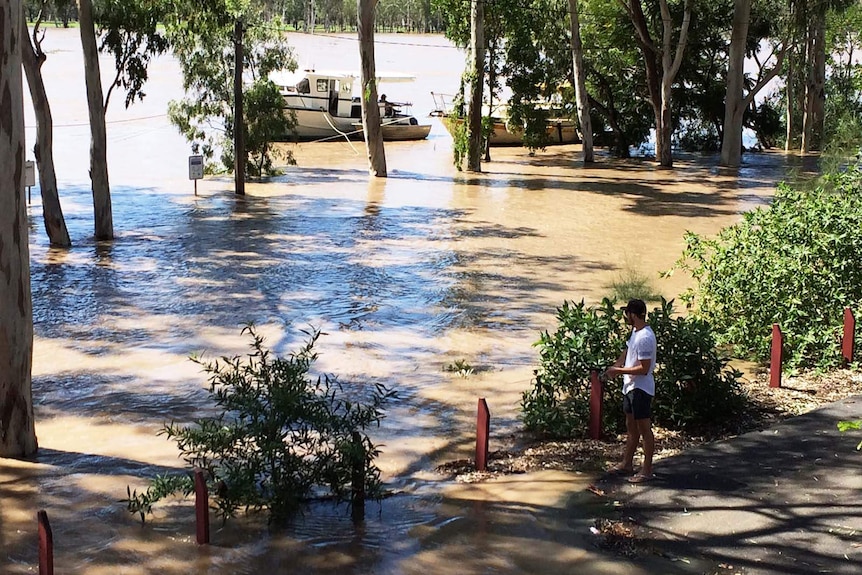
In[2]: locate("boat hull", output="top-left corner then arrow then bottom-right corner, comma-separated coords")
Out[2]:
283,108 -> 430,142
441,116 -> 579,147
351,122 -> 432,141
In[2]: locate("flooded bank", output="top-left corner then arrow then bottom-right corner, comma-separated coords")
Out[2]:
2,28 -> 808,573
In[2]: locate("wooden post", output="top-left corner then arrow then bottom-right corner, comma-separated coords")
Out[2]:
351,431 -> 366,523
37,510 -> 53,575
770,324 -> 783,388
589,370 -> 603,440
842,307 -> 856,366
194,469 -> 210,545
475,398 -> 490,471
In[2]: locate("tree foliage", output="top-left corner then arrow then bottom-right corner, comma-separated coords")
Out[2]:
163,0 -> 296,175
672,160 -> 862,369
126,326 -> 395,523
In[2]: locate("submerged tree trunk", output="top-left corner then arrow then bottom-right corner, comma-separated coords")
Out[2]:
466,0 -> 484,172
21,15 -> 71,247
629,0 -> 690,168
801,10 -> 825,153
358,0 -> 386,176
568,0 -> 593,163
721,0 -> 786,167
720,0 -> 751,167
234,18 -> 246,195
0,0 -> 38,457
78,0 -> 113,240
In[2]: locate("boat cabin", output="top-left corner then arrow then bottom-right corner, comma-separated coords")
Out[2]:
273,70 -> 361,119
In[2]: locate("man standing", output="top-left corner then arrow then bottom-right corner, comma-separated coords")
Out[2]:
603,299 -> 657,483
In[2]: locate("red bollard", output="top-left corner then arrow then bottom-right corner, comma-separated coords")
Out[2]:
194,469 -> 210,545
770,324 -> 783,388
475,398 -> 490,472
842,307 -> 856,366
37,510 -> 53,575
589,370 -> 603,440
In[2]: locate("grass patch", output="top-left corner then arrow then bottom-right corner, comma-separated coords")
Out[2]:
606,267 -> 662,303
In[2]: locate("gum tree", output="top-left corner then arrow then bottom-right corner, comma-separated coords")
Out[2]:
21,3 -> 71,247
1,0 -> 38,457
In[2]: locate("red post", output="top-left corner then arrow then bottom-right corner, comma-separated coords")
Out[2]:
37,510 -> 53,575
589,370 -> 603,440
194,469 -> 210,545
842,307 -> 856,366
475,398 -> 490,472
770,324 -> 783,388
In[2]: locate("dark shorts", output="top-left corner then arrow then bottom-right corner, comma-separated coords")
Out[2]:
622,388 -> 653,420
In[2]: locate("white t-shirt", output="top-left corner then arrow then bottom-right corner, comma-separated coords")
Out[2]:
622,325 -> 657,396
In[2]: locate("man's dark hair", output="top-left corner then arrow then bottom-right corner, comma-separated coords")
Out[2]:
622,298 -> 647,318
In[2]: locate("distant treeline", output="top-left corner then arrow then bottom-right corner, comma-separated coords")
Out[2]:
26,0 -> 449,34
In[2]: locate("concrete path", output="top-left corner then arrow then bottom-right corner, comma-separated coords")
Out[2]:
599,395 -> 862,574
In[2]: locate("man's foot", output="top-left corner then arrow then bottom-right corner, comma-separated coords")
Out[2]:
606,465 -> 635,476
628,473 -> 654,484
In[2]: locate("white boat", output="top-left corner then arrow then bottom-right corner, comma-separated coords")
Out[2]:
270,69 -> 432,142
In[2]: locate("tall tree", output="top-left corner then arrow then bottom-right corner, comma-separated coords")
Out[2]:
78,0 -> 113,240
625,0 -> 692,167
1,0 -> 38,457
466,0 -> 484,172
163,0 -> 295,177
568,0 -> 593,163
720,0 -> 785,166
21,5 -> 71,247
358,0 -> 387,176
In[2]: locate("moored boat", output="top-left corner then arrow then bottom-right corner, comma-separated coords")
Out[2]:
270,69 -> 431,142
431,92 -> 579,147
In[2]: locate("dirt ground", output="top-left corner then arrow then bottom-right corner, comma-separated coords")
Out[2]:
437,368 -> 862,481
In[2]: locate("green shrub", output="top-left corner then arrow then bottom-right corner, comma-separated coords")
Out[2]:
521,299 -> 745,437
126,326 -> 394,523
672,160 -> 862,369
522,299 -> 628,438
647,300 -> 746,429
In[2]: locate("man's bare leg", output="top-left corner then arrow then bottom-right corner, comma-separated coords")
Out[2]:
619,413 -> 640,471
636,418 -> 654,476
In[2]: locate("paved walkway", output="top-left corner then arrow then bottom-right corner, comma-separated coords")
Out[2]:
598,395 -> 862,574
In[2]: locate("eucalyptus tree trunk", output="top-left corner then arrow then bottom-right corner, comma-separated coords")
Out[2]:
721,0 -> 786,167
21,14 -> 71,247
234,18 -> 246,195
0,0 -> 38,457
801,10 -> 825,153
78,0 -> 113,240
720,0 -> 751,167
785,48 -> 797,151
629,0 -> 690,168
568,0 -> 593,163
358,0 -> 387,176
466,0 -> 484,172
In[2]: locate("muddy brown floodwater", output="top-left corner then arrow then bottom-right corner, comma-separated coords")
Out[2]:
2,28 -> 814,574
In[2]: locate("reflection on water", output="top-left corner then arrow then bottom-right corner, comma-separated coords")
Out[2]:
2,28 -> 811,574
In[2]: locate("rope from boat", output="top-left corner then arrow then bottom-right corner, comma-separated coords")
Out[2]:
321,111 -> 361,153
309,113 -> 412,145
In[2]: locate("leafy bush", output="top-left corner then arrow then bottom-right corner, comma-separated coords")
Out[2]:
521,299 -> 745,437
672,161 -> 862,369
647,300 -> 745,429
126,326 -> 394,523
522,300 -> 628,438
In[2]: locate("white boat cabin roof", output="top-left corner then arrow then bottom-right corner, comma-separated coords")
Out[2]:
270,69 -> 415,96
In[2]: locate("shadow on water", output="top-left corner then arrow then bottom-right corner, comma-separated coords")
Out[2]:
12,147 -> 802,574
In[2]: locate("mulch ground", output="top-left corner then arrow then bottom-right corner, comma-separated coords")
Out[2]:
436,368 -> 862,481
435,368 -> 862,566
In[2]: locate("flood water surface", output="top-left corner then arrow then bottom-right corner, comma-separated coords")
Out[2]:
2,29 -> 805,574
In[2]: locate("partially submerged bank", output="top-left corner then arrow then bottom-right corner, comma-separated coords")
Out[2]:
437,369 -> 862,567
